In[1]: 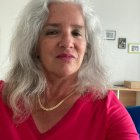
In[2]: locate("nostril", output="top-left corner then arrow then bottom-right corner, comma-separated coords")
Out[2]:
58,41 -> 74,48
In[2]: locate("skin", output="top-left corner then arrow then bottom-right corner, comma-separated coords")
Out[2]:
33,2 -> 87,133
38,2 -> 87,82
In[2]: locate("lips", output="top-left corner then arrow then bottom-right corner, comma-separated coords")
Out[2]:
56,53 -> 75,61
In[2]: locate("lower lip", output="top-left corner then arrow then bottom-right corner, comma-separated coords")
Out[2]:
56,56 -> 74,61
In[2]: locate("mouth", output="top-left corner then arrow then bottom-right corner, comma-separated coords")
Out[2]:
56,53 -> 76,61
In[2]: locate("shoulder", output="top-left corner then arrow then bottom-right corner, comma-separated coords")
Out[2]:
83,90 -> 121,109
76,90 -> 118,116
84,90 -> 135,127
104,90 -> 123,107
103,91 -> 139,139
103,90 -> 129,117
86,90 -> 139,139
95,90 -> 129,119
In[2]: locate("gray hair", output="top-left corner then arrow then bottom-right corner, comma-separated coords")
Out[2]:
3,0 -> 108,122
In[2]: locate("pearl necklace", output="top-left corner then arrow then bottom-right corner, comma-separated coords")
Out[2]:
38,91 -> 75,111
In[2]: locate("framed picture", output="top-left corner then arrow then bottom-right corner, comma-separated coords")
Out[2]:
104,30 -> 116,40
128,43 -> 140,53
118,38 -> 126,49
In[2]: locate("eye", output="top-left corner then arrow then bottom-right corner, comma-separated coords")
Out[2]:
44,29 -> 59,36
72,30 -> 81,37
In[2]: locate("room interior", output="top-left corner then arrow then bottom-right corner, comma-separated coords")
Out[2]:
0,0 -> 140,135
94,0 -> 140,135
0,0 -> 140,106
93,0 -> 140,107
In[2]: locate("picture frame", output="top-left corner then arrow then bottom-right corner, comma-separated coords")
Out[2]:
104,30 -> 116,40
118,38 -> 126,49
128,43 -> 140,53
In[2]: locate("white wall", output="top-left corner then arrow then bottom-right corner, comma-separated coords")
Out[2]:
94,0 -> 140,85
0,0 -> 29,79
0,0 -> 140,85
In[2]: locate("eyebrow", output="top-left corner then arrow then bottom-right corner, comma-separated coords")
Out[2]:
44,23 -> 85,29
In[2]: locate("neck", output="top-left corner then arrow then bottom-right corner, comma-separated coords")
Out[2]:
46,75 -> 77,100
38,76 -> 78,112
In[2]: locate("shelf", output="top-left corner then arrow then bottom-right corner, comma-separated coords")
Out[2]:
110,86 -> 140,106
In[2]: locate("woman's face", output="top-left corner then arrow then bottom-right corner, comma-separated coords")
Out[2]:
38,2 -> 87,79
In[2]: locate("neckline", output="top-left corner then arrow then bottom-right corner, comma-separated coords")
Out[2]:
28,93 -> 89,136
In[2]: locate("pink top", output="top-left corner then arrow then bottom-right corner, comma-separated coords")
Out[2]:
0,80 -> 139,140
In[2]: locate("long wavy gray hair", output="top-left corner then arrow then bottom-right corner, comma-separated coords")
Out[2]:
3,0 -> 108,122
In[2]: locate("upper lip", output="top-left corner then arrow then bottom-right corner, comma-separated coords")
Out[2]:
56,53 -> 76,58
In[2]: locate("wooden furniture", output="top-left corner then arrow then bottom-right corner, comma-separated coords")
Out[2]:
110,86 -> 140,106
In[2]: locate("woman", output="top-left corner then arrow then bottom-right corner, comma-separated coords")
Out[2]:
0,0 -> 139,139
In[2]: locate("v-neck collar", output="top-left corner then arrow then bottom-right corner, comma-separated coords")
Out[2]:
27,94 -> 88,137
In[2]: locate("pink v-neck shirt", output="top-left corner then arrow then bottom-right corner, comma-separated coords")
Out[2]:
0,81 -> 139,140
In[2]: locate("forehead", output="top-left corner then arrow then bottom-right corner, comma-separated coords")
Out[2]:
46,2 -> 85,26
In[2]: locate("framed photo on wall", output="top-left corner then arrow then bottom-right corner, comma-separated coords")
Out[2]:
128,43 -> 140,53
104,30 -> 116,40
118,38 -> 126,49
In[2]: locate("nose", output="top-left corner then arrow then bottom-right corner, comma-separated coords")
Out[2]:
58,32 -> 74,48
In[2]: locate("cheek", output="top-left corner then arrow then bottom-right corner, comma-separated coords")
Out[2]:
37,39 -> 45,56
78,42 -> 87,58
38,40 -> 51,56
